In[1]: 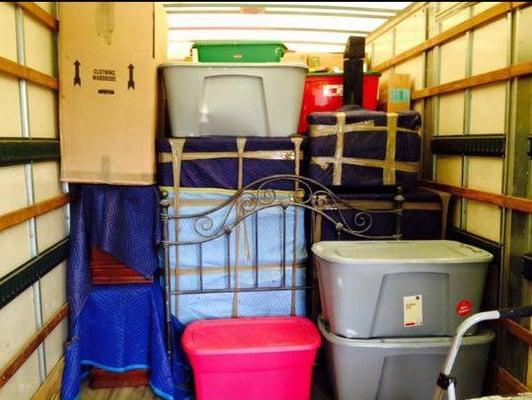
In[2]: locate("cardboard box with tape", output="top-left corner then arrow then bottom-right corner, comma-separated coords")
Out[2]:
281,51 -> 308,65
307,53 -> 344,73
378,73 -> 412,113
281,52 -> 344,72
59,2 -> 167,185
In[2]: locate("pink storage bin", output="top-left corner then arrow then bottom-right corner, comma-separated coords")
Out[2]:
182,316 -> 321,400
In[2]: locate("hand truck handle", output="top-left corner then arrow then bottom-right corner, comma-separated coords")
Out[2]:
498,305 -> 532,320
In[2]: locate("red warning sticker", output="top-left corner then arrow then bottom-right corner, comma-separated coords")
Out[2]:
456,300 -> 473,317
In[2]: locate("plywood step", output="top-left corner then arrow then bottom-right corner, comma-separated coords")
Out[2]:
90,247 -> 153,285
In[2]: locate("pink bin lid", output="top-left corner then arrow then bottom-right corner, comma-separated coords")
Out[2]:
182,316 -> 321,356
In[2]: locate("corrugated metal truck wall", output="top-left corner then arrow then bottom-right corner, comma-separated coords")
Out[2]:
366,1 -> 532,394
0,2 -> 69,399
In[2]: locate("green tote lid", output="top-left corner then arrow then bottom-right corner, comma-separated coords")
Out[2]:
192,41 -> 288,63
192,40 -> 287,48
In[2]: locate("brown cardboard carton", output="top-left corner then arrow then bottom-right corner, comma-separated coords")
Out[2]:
307,53 -> 344,72
59,2 -> 167,185
281,52 -> 344,72
378,73 -> 412,113
281,52 -> 308,64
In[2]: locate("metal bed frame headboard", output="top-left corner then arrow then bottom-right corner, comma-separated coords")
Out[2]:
160,174 -> 405,356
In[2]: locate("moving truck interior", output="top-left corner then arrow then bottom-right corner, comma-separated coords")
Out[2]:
0,2 -> 531,399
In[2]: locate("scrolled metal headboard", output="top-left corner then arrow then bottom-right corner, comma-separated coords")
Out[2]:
160,174 -> 405,355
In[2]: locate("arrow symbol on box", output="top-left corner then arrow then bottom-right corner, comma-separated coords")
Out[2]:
127,64 -> 135,90
73,60 -> 81,86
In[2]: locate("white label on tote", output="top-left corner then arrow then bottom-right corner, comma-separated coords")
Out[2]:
403,295 -> 423,327
322,84 -> 343,97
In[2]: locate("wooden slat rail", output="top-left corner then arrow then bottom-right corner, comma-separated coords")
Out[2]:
0,193 -> 73,233
0,303 -> 68,389
500,319 -> 532,346
0,4 -> 59,90
491,362 -> 530,395
419,180 -> 532,214
413,61 -> 532,100
0,56 -> 58,90
15,2 -> 58,31
372,2 -> 531,72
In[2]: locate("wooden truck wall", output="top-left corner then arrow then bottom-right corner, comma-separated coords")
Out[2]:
0,2 -> 531,398
0,3 -> 68,399
367,1 -> 532,392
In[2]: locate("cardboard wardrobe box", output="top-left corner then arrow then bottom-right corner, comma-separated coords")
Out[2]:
378,73 -> 412,113
59,2 -> 167,185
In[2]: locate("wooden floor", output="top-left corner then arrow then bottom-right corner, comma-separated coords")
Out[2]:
79,382 -> 159,400
44,361 -> 333,400
75,381 -> 332,400
73,368 -> 333,399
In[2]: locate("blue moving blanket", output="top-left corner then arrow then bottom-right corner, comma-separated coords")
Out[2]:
61,283 -> 191,400
62,185 -> 190,400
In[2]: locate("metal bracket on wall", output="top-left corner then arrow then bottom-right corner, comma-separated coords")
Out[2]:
448,227 -> 503,265
431,135 -> 506,157
523,254 -> 532,281
0,138 -> 60,166
0,238 -> 69,310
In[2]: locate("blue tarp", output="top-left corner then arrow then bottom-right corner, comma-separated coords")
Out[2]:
62,185 -> 190,400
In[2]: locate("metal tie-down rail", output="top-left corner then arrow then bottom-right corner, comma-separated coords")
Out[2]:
160,174 -> 405,356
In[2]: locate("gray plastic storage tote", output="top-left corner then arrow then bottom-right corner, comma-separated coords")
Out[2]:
161,62 -> 307,137
319,317 -> 494,400
312,240 -> 492,338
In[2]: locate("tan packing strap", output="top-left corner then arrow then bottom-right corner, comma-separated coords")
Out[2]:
169,138 -> 185,318
232,138 -> 246,317
158,149 -> 302,164
419,188 -> 451,238
176,262 -> 306,277
290,137 -> 302,316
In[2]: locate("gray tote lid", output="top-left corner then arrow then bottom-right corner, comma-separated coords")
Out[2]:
312,240 -> 493,265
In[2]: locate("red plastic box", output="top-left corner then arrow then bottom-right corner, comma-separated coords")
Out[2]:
297,72 -> 382,134
182,316 -> 321,400
297,73 -> 344,134
363,71 -> 381,111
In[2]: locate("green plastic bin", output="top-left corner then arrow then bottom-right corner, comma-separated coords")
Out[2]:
192,41 -> 287,62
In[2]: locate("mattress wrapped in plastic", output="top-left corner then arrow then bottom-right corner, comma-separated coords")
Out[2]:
157,136 -> 308,324
307,110 -> 422,189
313,187 -> 450,241
161,188 -> 307,324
